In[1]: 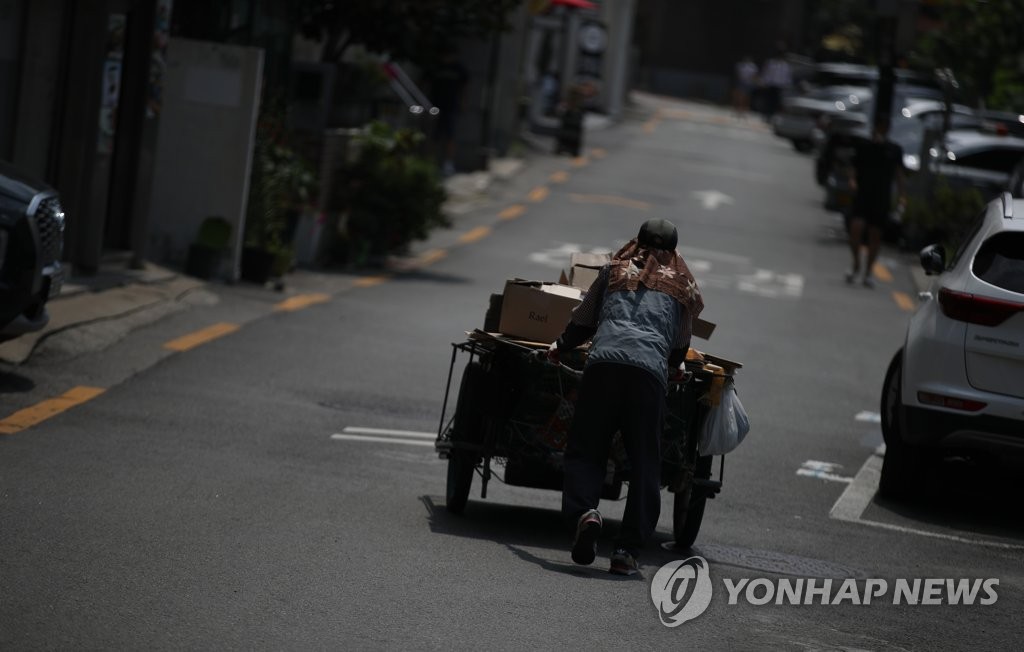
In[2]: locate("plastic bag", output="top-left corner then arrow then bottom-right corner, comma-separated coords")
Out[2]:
698,377 -> 750,456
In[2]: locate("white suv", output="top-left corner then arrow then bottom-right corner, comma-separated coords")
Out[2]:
880,192 -> 1024,499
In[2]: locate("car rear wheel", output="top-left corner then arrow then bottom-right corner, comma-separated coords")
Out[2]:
878,351 -> 927,500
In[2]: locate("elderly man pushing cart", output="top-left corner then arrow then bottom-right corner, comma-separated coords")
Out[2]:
548,218 -> 704,576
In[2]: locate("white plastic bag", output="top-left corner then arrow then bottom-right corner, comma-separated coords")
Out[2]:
698,377 -> 750,456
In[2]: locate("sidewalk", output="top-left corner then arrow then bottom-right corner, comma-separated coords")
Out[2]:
0,122 -> 580,366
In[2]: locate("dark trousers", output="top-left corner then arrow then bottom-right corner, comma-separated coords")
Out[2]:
561,362 -> 665,557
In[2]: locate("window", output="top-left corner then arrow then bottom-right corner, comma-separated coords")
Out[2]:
973,233 -> 1024,294
955,149 -> 1024,174
948,210 -> 986,270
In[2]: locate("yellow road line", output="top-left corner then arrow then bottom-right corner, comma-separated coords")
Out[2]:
274,293 -> 331,312
569,193 -> 651,211
528,186 -> 549,202
549,170 -> 570,183
458,226 -> 492,244
0,386 -> 106,435
163,322 -> 240,352
353,274 -> 392,288
590,148 -> 607,159
418,249 -> 448,266
872,262 -> 894,283
892,291 -> 916,312
571,156 -> 589,168
499,204 -> 526,220
643,109 -> 664,134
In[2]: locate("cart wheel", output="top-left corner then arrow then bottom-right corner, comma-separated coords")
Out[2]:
446,362 -> 489,514
673,455 -> 713,549
446,452 -> 475,514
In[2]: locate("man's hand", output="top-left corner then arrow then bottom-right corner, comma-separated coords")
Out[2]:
547,341 -> 560,364
669,366 -> 686,383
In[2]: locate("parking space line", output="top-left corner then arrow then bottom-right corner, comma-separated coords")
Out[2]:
273,293 -> 330,312
527,186 -> 549,202
163,322 -> 240,352
499,204 -> 527,220
0,386 -> 106,435
892,291 -> 915,312
458,226 -> 492,244
830,446 -> 1024,550
340,426 -> 435,439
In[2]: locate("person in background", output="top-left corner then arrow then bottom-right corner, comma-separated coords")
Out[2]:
733,55 -> 759,119
846,115 -> 906,288
759,44 -> 792,121
548,219 -> 704,576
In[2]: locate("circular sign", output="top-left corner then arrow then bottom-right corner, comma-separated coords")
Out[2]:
578,22 -> 607,54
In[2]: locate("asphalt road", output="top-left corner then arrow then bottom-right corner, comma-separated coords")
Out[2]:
2,96 -> 1022,649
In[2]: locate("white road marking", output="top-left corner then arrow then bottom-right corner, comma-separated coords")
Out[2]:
331,426 -> 438,447
692,190 -> 735,210
677,246 -> 750,265
797,460 -> 852,483
855,411 -> 882,423
736,269 -> 804,299
340,426 -> 436,439
331,434 -> 435,447
829,446 -> 1024,550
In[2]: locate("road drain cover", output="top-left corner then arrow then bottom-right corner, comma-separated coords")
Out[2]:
661,542 -> 865,579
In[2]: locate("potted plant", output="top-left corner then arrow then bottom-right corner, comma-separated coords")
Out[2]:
185,216 -> 232,280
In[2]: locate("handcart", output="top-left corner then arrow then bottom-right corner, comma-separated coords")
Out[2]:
435,330 -> 736,548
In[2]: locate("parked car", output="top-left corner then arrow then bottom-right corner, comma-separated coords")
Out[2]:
880,192 -> 1024,499
772,85 -> 872,152
926,129 -> 1024,199
0,160 -> 66,343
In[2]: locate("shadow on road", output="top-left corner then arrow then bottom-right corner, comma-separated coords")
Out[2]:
874,458 -> 1024,542
0,369 -> 36,395
420,494 -> 694,580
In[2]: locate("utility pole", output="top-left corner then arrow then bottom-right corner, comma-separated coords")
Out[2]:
872,0 -> 900,128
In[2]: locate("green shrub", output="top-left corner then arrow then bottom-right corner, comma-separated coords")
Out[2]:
329,122 -> 449,266
902,177 -> 984,252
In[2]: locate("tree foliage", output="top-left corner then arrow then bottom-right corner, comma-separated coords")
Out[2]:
292,0 -> 522,65
913,0 -> 1024,108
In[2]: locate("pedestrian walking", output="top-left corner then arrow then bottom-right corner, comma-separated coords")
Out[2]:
548,219 -> 704,575
426,46 -> 468,177
846,115 -> 906,287
758,44 -> 792,121
733,55 -> 759,119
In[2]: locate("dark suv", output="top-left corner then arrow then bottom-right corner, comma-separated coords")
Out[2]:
0,160 -> 66,343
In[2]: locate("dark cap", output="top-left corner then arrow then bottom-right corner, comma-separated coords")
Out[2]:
637,219 -> 678,251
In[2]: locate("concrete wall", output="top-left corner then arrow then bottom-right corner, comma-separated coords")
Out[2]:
0,0 -> 26,161
8,0 -> 63,181
147,38 -> 263,280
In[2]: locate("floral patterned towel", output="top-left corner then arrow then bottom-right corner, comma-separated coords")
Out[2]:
607,238 -> 704,317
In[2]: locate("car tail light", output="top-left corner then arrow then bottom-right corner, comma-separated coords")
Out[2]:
917,391 -> 987,412
938,287 -> 1024,327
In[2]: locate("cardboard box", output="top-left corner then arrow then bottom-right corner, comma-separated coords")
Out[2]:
499,279 -> 583,343
693,318 -> 715,340
560,252 -> 610,290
